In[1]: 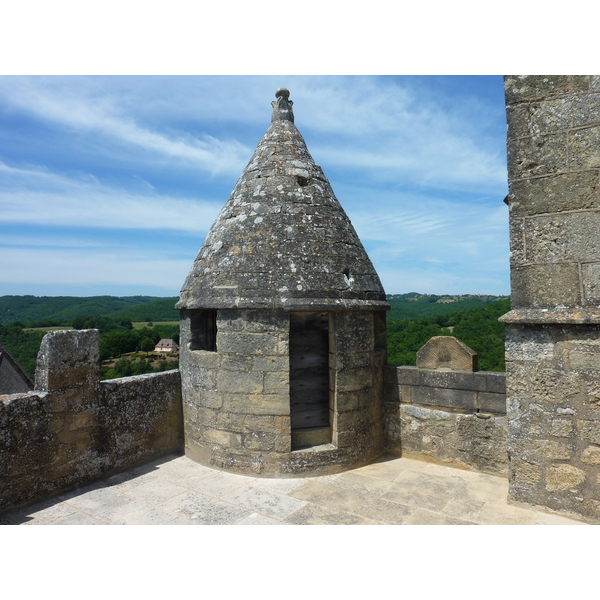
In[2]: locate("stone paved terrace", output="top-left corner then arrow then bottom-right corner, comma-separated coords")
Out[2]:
0,454 -> 585,525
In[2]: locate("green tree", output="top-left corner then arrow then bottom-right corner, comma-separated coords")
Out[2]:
140,337 -> 155,355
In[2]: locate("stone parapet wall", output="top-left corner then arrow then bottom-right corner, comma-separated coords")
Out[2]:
0,330 -> 183,513
383,365 -> 508,475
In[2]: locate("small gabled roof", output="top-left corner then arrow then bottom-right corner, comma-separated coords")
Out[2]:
0,339 -> 34,394
155,339 -> 178,348
178,88 -> 388,312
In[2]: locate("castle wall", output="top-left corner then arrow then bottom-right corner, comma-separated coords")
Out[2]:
502,75 -> 600,522
384,365 -> 508,475
0,330 -> 183,513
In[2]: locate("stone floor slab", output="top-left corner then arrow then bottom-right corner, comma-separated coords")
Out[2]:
352,458 -> 409,481
59,486 -> 133,516
50,511 -> 106,525
284,503 -> 380,525
403,509 -> 477,525
122,479 -> 189,504
157,491 -> 252,524
99,500 -> 177,525
330,472 -> 396,497
190,472 -> 257,498
289,480 -> 414,524
236,513 -> 285,525
221,486 -> 307,520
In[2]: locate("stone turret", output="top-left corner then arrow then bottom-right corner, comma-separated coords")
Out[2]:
177,89 -> 389,477
178,88 -> 388,312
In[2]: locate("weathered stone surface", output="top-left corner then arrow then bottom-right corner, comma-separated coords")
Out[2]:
524,211 -> 600,264
478,392 -> 506,414
570,126 -> 600,170
35,329 -> 100,393
508,171 -> 600,217
389,365 -> 419,386
510,263 -> 581,307
416,336 -> 478,372
507,132 -> 568,180
504,75 -> 572,106
410,386 -> 477,411
389,404 -> 508,475
178,90 -> 388,313
545,464 -> 586,491
581,262 -> 600,304
581,445 -> 600,464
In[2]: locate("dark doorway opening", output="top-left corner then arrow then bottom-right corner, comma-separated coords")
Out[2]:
289,311 -> 331,448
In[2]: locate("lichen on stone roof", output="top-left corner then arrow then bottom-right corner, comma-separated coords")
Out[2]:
178,89 -> 388,311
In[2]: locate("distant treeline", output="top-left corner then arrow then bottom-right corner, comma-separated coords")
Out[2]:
386,293 -> 507,321
0,295 -> 179,325
387,298 -> 510,372
0,294 -> 510,381
0,320 -> 180,379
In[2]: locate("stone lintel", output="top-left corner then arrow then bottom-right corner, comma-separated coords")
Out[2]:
500,307 -> 600,324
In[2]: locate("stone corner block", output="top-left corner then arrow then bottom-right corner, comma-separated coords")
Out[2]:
35,329 -> 100,391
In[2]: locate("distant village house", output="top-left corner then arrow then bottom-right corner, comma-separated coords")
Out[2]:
154,339 -> 179,353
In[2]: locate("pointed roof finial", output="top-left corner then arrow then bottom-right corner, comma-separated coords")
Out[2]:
271,88 -> 294,123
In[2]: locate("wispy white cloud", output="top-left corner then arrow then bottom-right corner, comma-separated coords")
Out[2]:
0,162 -> 222,232
0,77 -> 251,176
0,76 -> 507,190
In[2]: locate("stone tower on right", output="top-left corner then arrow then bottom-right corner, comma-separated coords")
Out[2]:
501,76 -> 600,522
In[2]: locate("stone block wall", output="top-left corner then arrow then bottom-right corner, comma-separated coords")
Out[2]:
505,325 -> 600,520
383,365 -> 508,475
180,308 -> 384,477
502,75 -> 600,522
505,75 -> 600,308
0,330 -> 183,513
181,308 -> 292,472
330,311 -> 385,457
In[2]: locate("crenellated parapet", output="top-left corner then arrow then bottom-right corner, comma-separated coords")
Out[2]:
0,329 -> 183,513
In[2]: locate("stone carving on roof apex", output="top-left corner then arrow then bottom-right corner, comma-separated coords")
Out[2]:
271,87 -> 294,123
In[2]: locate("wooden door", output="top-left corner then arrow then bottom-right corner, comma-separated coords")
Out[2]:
289,311 -> 330,430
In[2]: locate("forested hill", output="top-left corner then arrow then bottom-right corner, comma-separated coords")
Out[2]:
0,293 -> 510,378
387,298 -> 510,371
386,293 -> 507,321
0,295 -> 179,325
0,293 -> 506,325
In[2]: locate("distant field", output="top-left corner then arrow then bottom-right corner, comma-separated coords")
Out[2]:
132,321 -> 179,329
23,326 -> 73,333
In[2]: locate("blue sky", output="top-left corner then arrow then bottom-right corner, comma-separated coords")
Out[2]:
0,75 -> 509,297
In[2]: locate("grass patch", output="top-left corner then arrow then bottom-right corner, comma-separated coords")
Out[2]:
132,320 -> 179,329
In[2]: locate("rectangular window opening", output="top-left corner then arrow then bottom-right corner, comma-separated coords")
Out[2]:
190,309 -> 217,352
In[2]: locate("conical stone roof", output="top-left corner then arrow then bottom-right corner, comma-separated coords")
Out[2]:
178,88 -> 388,311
